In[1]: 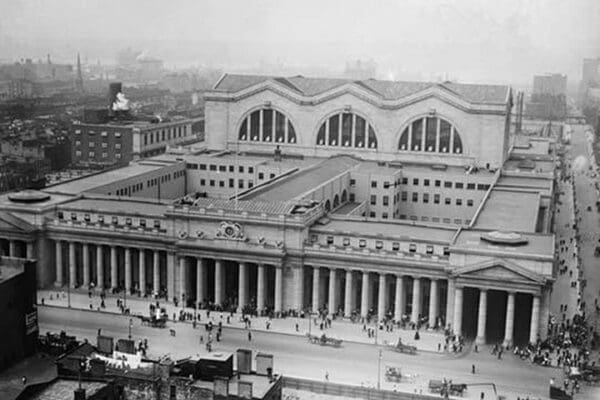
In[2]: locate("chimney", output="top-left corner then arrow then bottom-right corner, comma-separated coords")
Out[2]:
236,349 -> 252,374
74,388 -> 86,400
108,82 -> 122,109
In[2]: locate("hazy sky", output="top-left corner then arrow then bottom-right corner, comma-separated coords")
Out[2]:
1,0 -> 599,85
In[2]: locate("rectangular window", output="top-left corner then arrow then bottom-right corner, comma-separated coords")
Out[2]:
209,165 -> 216,171
455,182 -> 464,189
98,215 -> 104,224
413,178 -> 419,185
392,242 -> 400,251
383,181 -> 390,189
115,132 -> 121,138
443,247 -> 450,256
125,217 -> 132,226
200,179 -> 205,185
153,220 -> 161,229
423,193 -> 429,203
371,180 -> 377,188
343,238 -> 350,246
382,213 -> 388,219
258,172 -> 264,180
70,212 -> 77,221
219,165 -> 226,172
432,217 -> 440,223
456,198 -> 462,206
443,217 -> 451,224
219,180 -> 224,187
369,211 -> 376,218
350,179 -> 356,186
444,181 -> 452,188
238,180 -> 244,189
426,245 -> 434,254
229,178 -> 234,188
111,216 -> 118,225
89,142 -> 95,147
375,240 -> 383,249
409,243 -> 417,253
359,239 -> 367,248
349,193 -> 355,202
435,180 -> 441,187
370,195 -> 377,205
478,184 -> 490,191
401,191 -> 408,201
467,199 -> 474,207
115,143 -> 121,150
326,236 -> 334,244
89,151 -> 95,157
399,214 -> 406,220
248,181 -> 254,188
467,183 -> 476,190
412,192 -> 418,202
454,218 -> 462,224
140,219 -> 146,227
382,195 -> 389,206
434,194 -> 440,204
228,165 -> 234,172
424,179 -> 430,186
199,164 -> 206,170
84,214 -> 90,222
402,177 -> 408,185
209,180 -> 215,187
445,197 -> 451,205
270,173 -> 275,179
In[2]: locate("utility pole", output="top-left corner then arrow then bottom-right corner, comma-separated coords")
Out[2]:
376,348 -> 382,390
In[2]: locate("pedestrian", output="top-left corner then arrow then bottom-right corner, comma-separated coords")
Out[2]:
295,323 -> 299,332
248,331 -> 252,341
22,376 -> 27,385
325,371 -> 329,382
471,364 -> 476,374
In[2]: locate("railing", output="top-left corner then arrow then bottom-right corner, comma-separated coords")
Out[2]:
282,376 -> 440,400
303,243 -> 447,263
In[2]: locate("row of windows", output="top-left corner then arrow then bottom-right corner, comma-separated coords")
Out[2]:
316,112 -> 378,149
75,150 -> 121,159
238,109 -> 297,144
398,192 -> 476,206
398,117 -> 463,154
200,178 -> 255,190
75,130 -> 122,138
57,211 -> 162,229
401,177 -> 490,191
187,163 -> 256,174
316,233 -> 450,256
144,125 -> 189,146
75,141 -> 121,150
398,214 -> 470,225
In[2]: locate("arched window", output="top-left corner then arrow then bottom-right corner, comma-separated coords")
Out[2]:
398,116 -> 463,154
316,112 -> 378,150
238,108 -> 297,144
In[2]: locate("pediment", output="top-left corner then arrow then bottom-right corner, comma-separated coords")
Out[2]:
453,258 -> 545,284
0,211 -> 36,234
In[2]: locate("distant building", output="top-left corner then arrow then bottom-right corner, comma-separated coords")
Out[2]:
16,377 -> 119,400
526,73 -> 567,120
580,58 -> 600,125
0,257 -> 38,371
343,59 -> 377,80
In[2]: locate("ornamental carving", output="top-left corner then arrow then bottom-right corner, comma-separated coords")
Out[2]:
216,221 -> 246,241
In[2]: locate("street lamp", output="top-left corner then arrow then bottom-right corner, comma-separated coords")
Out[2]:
128,318 -> 133,339
376,348 -> 382,390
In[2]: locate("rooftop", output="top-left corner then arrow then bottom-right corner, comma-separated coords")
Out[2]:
311,217 -> 458,243
244,156 -> 360,201
453,229 -> 554,257
474,188 -> 540,232
213,74 -> 510,105
192,373 -> 276,398
25,379 -> 106,400
60,197 -> 169,217
0,264 -> 23,283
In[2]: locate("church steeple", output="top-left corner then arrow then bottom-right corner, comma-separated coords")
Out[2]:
75,53 -> 84,92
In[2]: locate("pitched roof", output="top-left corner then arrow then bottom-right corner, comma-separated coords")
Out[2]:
213,74 -> 510,105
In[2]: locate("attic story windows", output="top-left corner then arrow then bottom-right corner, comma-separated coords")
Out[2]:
316,112 -> 378,149
238,108 -> 296,144
398,117 -> 463,154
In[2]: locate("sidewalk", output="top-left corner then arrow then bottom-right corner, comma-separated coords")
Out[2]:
38,289 -> 446,353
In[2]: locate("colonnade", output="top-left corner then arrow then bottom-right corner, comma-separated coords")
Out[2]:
0,238 -> 34,259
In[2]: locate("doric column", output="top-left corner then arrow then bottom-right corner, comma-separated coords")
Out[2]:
475,289 -> 488,344
312,266 -> 320,313
446,279 -> 455,330
82,243 -> 90,287
257,264 -> 265,311
110,246 -> 117,289
275,266 -> 283,313
196,258 -> 206,305
295,266 -> 304,311
69,241 -> 76,288
503,291 -> 515,347
328,268 -> 337,315
96,245 -> 104,290
394,275 -> 404,322
55,240 -> 63,286
153,250 -> 160,295
125,248 -> 132,293
139,250 -> 146,296
26,242 -> 34,259
238,262 -> 247,312
344,270 -> 353,318
360,272 -> 370,318
453,286 -> 463,336
428,279 -> 438,328
215,259 -> 224,306
166,252 -> 176,300
539,288 -> 550,340
411,277 -> 421,323
377,273 -> 386,321
529,295 -> 541,344
9,240 -> 17,257
179,256 -> 187,301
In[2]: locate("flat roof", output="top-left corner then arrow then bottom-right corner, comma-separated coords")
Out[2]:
504,158 -> 555,173
28,379 -> 106,400
496,175 -> 553,191
454,229 -> 553,256
245,156 -> 360,201
474,189 -> 539,232
60,197 -> 170,217
192,373 -> 275,398
0,191 -> 74,210
333,202 -> 362,215
0,265 -> 22,283
312,218 -> 457,243
45,162 -> 174,194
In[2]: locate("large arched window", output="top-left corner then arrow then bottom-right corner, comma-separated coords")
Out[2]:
398,116 -> 463,154
238,108 -> 297,144
316,112 -> 378,149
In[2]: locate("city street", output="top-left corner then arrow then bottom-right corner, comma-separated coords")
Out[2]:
38,305 -> 600,400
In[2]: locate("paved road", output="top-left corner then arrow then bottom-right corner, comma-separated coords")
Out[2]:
39,305 -> 600,400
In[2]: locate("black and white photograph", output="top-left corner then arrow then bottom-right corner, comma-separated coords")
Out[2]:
0,1 -> 599,399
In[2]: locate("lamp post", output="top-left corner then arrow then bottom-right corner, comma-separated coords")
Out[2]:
376,348 -> 382,390
128,318 -> 133,339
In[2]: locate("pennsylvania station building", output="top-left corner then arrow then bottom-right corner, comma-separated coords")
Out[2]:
0,74 -> 556,346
